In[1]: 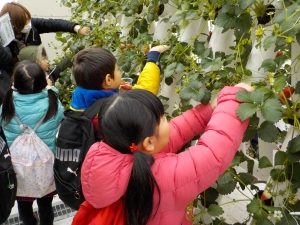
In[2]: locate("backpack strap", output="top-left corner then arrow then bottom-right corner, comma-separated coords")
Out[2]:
14,115 -> 46,132
83,98 -> 107,120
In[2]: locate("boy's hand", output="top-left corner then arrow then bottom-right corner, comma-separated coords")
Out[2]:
47,78 -> 53,86
149,45 -> 170,53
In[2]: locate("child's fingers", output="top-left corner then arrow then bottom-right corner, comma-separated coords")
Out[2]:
150,45 -> 170,53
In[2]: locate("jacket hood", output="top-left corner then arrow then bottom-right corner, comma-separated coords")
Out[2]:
81,142 -> 133,208
18,45 -> 45,65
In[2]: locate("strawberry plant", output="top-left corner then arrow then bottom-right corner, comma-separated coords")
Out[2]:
55,0 -> 300,224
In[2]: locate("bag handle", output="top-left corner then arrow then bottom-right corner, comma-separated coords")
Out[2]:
84,98 -> 107,120
14,115 -> 46,132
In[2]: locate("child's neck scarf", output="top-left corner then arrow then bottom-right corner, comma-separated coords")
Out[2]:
70,86 -> 119,110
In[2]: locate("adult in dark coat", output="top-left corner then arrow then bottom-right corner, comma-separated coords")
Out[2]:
0,43 -> 13,104
0,2 -> 90,65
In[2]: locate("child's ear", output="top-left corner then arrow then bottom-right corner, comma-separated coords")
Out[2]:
103,74 -> 112,88
141,136 -> 156,154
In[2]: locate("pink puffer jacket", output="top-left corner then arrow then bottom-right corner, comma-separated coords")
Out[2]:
81,86 -> 249,225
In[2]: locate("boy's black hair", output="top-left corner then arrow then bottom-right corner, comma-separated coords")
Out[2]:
98,89 -> 165,225
72,48 -> 117,90
1,60 -> 58,125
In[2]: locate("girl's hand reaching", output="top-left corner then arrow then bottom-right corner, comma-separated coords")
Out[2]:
235,82 -> 255,92
149,45 -> 170,53
210,83 -> 255,110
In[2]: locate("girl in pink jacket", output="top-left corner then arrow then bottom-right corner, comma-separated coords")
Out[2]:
81,84 -> 253,225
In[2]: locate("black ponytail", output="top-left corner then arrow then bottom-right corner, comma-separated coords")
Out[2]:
1,88 -> 15,126
125,151 -> 160,225
43,89 -> 58,122
98,89 -> 165,225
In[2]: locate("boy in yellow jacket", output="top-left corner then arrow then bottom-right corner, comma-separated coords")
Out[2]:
69,45 -> 169,135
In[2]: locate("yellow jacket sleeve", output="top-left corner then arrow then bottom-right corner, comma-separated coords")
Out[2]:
132,62 -> 160,95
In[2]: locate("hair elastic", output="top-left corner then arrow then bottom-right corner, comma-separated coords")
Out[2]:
11,86 -> 17,91
130,143 -> 139,153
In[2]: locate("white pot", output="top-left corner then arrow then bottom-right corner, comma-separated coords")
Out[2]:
179,18 -> 209,43
160,74 -> 182,115
153,3 -> 177,41
208,25 -> 235,55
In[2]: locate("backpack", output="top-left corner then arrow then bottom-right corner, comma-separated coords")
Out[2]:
10,116 -> 56,198
54,98 -> 105,210
0,125 -> 17,224
72,199 -> 124,225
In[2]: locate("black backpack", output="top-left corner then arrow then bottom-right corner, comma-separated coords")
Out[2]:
54,98 -> 105,210
0,125 -> 17,223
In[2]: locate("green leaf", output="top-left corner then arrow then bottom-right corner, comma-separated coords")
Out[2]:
243,114 -> 259,142
287,135 -> 300,153
200,47 -> 212,59
235,13 -> 252,33
250,91 -> 264,104
207,204 -> 224,216
257,121 -> 279,143
236,90 -> 263,104
175,63 -> 185,74
295,80 -> 300,94
217,180 -> 237,195
179,87 -> 193,100
147,13 -> 155,22
274,75 -> 287,92
236,103 -> 258,121
286,151 -> 300,163
247,199 -> 268,220
235,88 -> 251,101
260,99 -> 282,123
215,12 -> 236,29
165,62 -> 177,77
215,51 -> 225,59
258,156 -> 273,168
185,10 -> 197,20
189,80 -> 202,89
193,41 -> 206,56
200,90 -> 211,105
263,36 -> 277,51
217,170 -> 234,184
201,187 -> 219,202
192,88 -> 205,102
237,172 -> 256,188
230,155 -> 241,167
238,0 -> 255,10
210,60 -> 223,71
260,59 -> 277,73
247,159 -> 254,174
270,168 -> 286,182
201,58 -> 213,69
286,163 -> 300,188
169,11 -> 184,23
257,219 -> 274,225
274,151 -> 287,166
